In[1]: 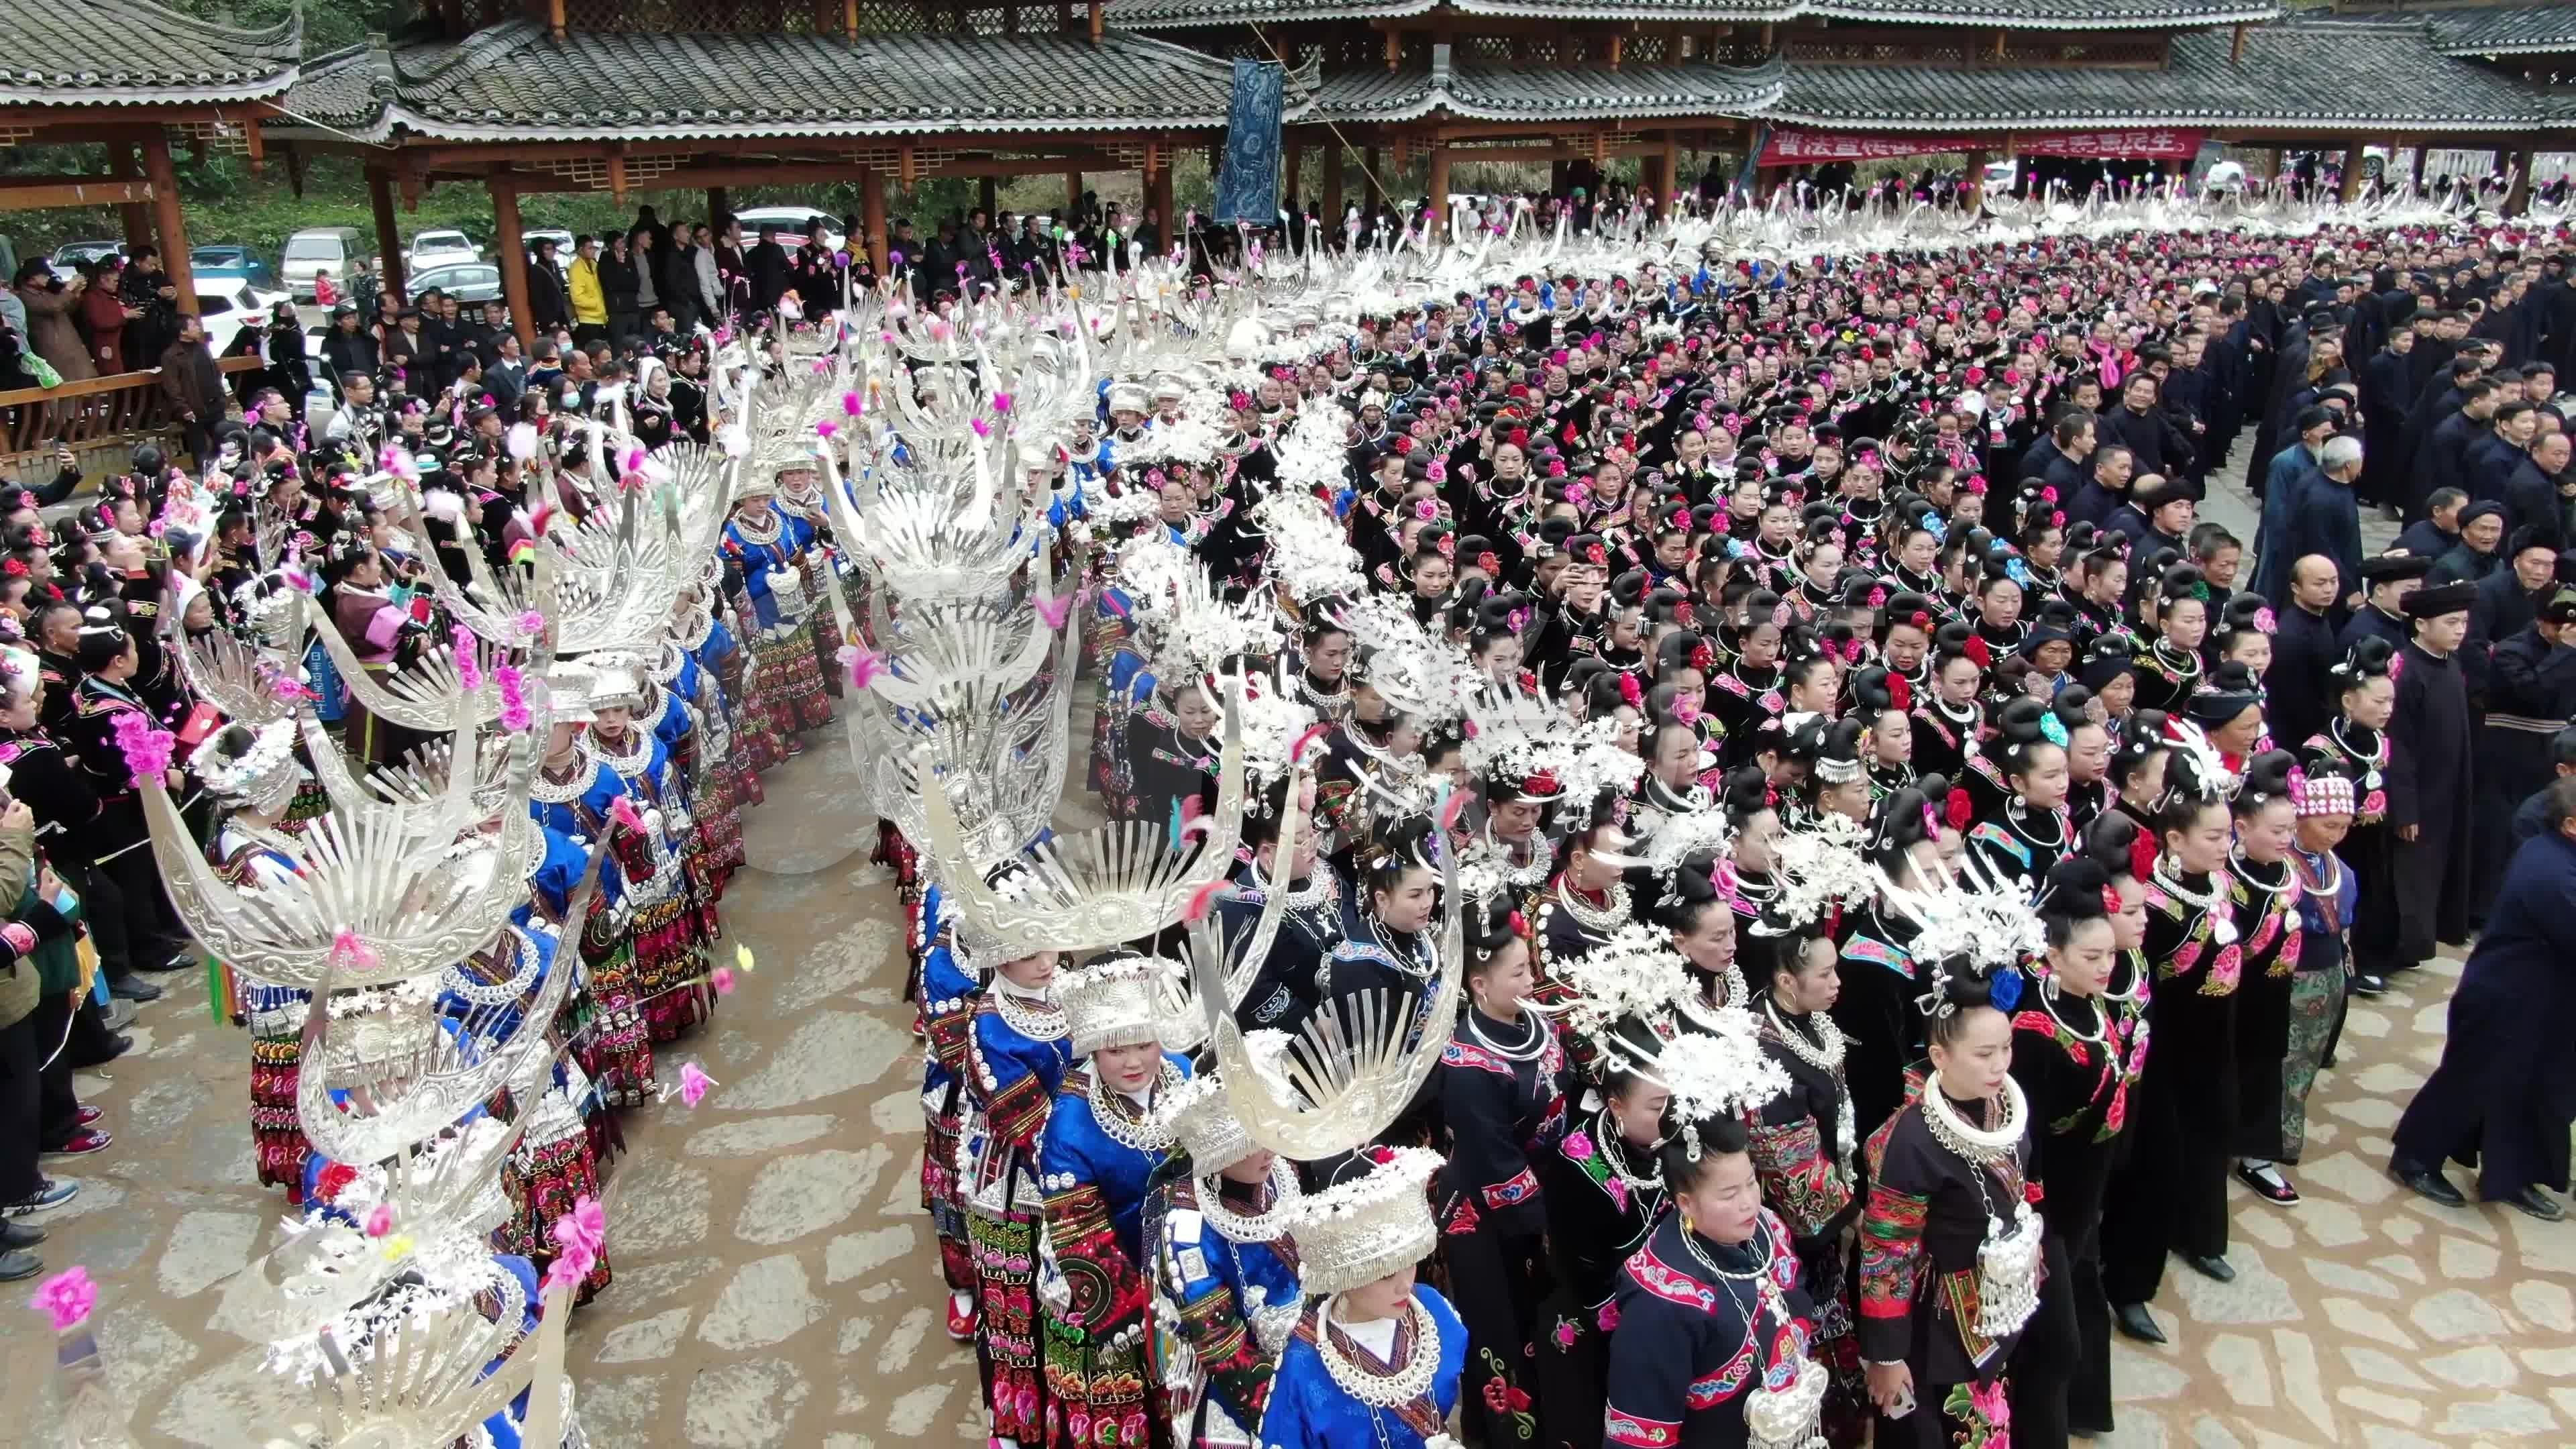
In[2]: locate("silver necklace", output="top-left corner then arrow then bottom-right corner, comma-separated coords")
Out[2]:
1464,1006 -> 1550,1064
2035,977 -> 2108,1046
2328,718 -> 2387,788
1087,1059 -> 1182,1153
1553,876 -> 1631,934
529,754 -> 598,804
1592,1106 -> 1665,1195
1195,1159 -> 1302,1244
2228,847 -> 2300,906
992,983 -> 1067,1042
1244,856 -> 1338,915
1484,821 -> 1554,888
1921,1075 -> 2027,1167
1760,996 -> 1845,1073
1316,1294 -> 1439,1409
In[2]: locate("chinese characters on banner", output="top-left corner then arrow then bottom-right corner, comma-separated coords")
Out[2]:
1760,129 -> 2206,166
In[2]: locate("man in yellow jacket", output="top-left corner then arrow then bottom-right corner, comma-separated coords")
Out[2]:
568,233 -> 608,344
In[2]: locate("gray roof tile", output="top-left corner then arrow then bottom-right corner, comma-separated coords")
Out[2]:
1310,46 -> 1783,122
286,21 -> 1262,141
1113,0 -> 2270,30
1,0 -> 301,107
2427,5 -> 2576,58
1774,15 -> 2557,131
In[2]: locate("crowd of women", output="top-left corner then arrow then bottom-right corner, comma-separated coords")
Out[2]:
900,201 -> 2575,1449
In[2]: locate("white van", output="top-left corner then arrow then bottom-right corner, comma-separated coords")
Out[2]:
282,225 -> 368,301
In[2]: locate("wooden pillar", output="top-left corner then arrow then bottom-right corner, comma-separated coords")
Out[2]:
2406,140 -> 2426,189
978,175 -> 998,220
1964,148 -> 1992,208
108,144 -> 154,254
2507,146 -> 2535,215
861,166 -> 889,274
1284,140 -> 1304,219
368,167 -> 406,298
2340,147 -> 2365,202
1640,144 -> 1667,219
1426,138 -> 1451,239
1147,155 -> 1176,255
2266,148 -> 2284,181
1364,146 -> 1383,206
1321,144 -> 1343,237
141,131 -> 196,315
707,185 -> 731,225
1065,170 -> 1083,213
1660,132 -> 1680,216
491,177 -> 536,349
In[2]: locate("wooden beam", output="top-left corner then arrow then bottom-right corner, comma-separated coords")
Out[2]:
2231,21 -> 2245,65
548,0 -> 566,40
706,186 -> 731,225
1067,169 -> 1083,213
141,132 -> 197,315
1385,29 -> 1401,70
239,106 -> 266,173
846,0 -> 859,40
901,143 -> 919,187
0,176 -> 154,211
1089,0 -> 1103,44
1606,34 -> 1623,70
491,177 -> 536,348
608,152 -> 630,206
369,167 -> 406,297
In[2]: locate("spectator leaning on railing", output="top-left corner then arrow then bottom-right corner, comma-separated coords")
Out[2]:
12,262 -> 94,388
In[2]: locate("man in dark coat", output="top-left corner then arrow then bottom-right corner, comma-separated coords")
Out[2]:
2465,401 -> 2536,506
2267,555 -> 2345,754
2396,487 -> 2467,559
2361,328 -> 2418,508
2430,499 -> 2507,586
2341,552 -> 2431,656
2465,588 -> 2576,930
2385,581 -> 2478,977
2066,443 -> 2131,531
2506,429 -> 2569,549
2390,771 -> 2576,1220
744,225 -> 791,316
2409,377 -> 2498,523
2096,372 -> 2195,493
154,316 -> 228,464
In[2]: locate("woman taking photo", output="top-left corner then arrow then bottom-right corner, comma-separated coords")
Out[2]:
1438,884 -> 1568,1446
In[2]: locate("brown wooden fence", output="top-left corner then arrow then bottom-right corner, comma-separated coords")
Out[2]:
0,354 -> 267,486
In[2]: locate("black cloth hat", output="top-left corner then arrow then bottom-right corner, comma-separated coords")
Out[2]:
2401,581 -> 2477,620
2358,553 -> 2433,584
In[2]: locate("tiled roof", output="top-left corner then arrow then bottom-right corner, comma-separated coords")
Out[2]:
1801,0 -> 2277,26
1773,15 -> 2557,131
1113,0 -> 1793,28
2426,5 -> 2576,58
1,0 -> 301,107
1310,45 -> 1785,122
1111,0 -> 2268,30
280,21 -> 1267,142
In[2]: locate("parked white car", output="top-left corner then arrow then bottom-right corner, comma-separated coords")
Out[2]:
407,229 -> 481,270
731,205 -> 846,252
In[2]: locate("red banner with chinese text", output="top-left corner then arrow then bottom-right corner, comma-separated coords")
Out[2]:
1760,128 -> 2204,166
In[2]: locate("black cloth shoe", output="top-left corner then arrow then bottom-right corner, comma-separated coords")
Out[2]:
0,1220 -> 43,1249
2504,1185 -> 2567,1222
2392,1161 -> 2467,1208
2349,973 -> 2387,998
2182,1253 -> 2235,1283
0,1248 -> 40,1281
107,975 -> 161,1003
2113,1301 -> 2165,1344
2235,1162 -> 2301,1203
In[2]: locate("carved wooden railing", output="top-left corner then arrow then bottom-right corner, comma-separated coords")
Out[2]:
0,354 -> 267,484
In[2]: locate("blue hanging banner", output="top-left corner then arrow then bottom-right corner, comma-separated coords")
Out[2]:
1213,59 -> 1287,227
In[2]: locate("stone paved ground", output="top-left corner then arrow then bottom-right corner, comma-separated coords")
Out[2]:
7,480 -> 2574,1446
